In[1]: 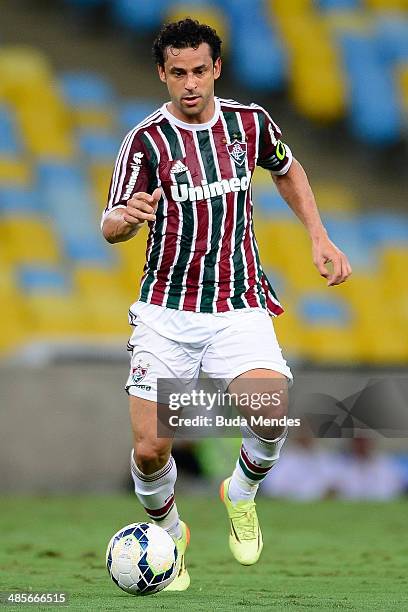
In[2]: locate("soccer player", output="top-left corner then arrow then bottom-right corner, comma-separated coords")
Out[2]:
102,18 -> 352,590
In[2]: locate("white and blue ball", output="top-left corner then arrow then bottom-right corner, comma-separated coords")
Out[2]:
106,522 -> 178,596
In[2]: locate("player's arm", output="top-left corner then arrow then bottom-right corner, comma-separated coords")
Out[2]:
101,130 -> 161,244
271,159 -> 352,286
102,189 -> 161,244
255,106 -> 351,286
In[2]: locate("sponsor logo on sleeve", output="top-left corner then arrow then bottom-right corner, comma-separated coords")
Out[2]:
124,152 -> 144,200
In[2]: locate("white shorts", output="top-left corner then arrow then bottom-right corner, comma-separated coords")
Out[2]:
125,302 -> 292,401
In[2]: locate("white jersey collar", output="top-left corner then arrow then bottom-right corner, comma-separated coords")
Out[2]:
160,97 -> 220,131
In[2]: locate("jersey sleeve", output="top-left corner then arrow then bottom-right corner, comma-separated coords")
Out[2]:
254,105 -> 293,175
101,129 -> 152,227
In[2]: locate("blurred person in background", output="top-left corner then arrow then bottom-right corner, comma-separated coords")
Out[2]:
334,438 -> 405,501
261,424 -> 340,500
101,18 -> 352,590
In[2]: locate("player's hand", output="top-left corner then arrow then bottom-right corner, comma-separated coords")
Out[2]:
123,188 -> 162,226
312,234 -> 352,286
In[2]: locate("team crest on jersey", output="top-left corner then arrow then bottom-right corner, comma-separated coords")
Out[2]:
227,140 -> 247,167
132,360 -> 150,384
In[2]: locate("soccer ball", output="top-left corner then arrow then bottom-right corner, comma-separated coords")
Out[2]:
106,522 -> 178,596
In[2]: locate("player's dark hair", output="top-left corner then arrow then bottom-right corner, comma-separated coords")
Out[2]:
153,18 -> 222,68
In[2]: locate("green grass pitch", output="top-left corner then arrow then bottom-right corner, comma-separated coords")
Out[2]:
1,495 -> 407,611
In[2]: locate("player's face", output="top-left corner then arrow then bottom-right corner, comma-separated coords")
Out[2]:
158,43 -> 221,123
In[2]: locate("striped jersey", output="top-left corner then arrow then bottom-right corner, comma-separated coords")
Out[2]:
103,97 -> 293,316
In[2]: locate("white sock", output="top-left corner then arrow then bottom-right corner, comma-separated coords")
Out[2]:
228,427 -> 287,504
131,452 -> 182,540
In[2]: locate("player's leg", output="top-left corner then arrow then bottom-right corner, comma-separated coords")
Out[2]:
129,395 -> 190,591
202,309 -> 292,565
125,314 -> 201,590
129,396 -> 181,538
227,368 -> 288,506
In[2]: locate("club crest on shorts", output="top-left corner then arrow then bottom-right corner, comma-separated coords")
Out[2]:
227,140 -> 247,167
132,360 -> 150,384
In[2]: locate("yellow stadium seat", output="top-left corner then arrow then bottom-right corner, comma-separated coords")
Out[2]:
0,46 -> 53,104
88,163 -> 113,211
270,0 -> 313,20
313,182 -> 359,214
0,264 -> 19,299
16,107 -> 75,158
273,310 -> 307,358
301,324 -> 362,363
291,56 -> 346,121
115,226 -> 150,295
1,217 -> 61,265
251,167 -> 273,188
81,294 -> 130,335
396,64 -> 408,113
26,294 -> 89,337
165,6 -> 229,49
0,158 -> 32,185
0,295 -> 27,354
72,108 -> 116,131
73,265 -> 131,300
365,0 -> 408,11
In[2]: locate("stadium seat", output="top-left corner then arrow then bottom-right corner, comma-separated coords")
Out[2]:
0,46 -> 52,104
253,188 -> 293,218
0,186 -> 43,214
318,0 -> 360,8
0,294 -> 27,353
26,293 -> 90,337
88,162 -> 113,210
112,0 -> 170,31
322,215 -> 377,269
119,100 -> 160,133
0,105 -> 22,156
73,264 -> 128,298
0,159 -> 32,186
375,17 -> 408,65
397,63 -> 408,114
339,33 -> 402,143
1,217 -> 61,265
18,265 -> 71,294
363,212 -> 408,246
59,72 -> 115,108
72,108 -> 116,131
77,130 -> 119,162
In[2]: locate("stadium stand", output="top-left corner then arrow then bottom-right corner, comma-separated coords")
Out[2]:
0,1 -> 407,365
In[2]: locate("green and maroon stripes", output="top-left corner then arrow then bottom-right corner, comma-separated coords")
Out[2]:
239,445 -> 273,482
143,494 -> 175,522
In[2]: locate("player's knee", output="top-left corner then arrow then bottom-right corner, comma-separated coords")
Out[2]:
134,442 -> 169,474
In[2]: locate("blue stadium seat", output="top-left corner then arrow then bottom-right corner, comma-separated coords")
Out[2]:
339,33 -> 401,144
77,130 -> 120,161
0,105 -> 22,156
112,0 -> 170,30
322,215 -> 377,269
363,212 -> 408,246
0,186 -> 43,214
317,0 -> 360,9
253,188 -> 293,218
299,295 -> 351,325
64,234 -> 111,263
119,100 -> 160,133
376,18 -> 408,66
228,2 -> 287,90
18,265 -> 71,293
36,161 -> 86,189
59,72 -> 115,107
